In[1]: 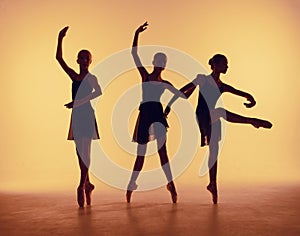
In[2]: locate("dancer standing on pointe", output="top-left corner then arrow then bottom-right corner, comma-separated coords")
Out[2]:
165,54 -> 272,204
56,26 -> 102,208
126,22 -> 184,203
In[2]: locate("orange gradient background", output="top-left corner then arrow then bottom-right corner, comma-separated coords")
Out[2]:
1,0 -> 299,192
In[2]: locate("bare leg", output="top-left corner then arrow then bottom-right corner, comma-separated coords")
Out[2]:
84,171 -> 95,206
75,137 -> 92,207
157,136 -> 177,203
206,108 -> 271,205
126,144 -> 146,203
211,108 -> 272,128
76,144 -> 92,186
81,138 -> 94,206
207,140 -> 219,204
76,149 -> 88,188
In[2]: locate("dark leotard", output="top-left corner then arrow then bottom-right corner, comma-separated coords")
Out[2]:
132,77 -> 171,144
67,73 -> 100,140
195,74 -> 225,146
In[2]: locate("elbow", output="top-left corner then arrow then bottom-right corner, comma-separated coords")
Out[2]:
180,94 -> 188,99
56,55 -> 62,62
181,93 -> 187,99
180,91 -> 190,99
95,88 -> 102,97
131,46 -> 138,55
179,89 -> 186,97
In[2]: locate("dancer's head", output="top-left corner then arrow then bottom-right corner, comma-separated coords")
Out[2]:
152,52 -> 167,70
209,54 -> 228,74
77,49 -> 92,71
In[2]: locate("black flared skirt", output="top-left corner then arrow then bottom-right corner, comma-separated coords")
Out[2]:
132,102 -> 168,144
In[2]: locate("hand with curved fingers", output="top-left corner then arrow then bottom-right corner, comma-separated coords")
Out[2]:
244,94 -> 256,108
64,101 -> 73,109
59,26 -> 69,39
136,21 -> 148,34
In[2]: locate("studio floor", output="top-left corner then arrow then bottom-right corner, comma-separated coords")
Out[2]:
0,184 -> 299,236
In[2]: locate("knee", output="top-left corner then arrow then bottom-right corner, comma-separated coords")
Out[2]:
156,136 -> 167,150
212,108 -> 226,120
209,142 -> 219,156
137,144 -> 146,156
134,156 -> 145,171
158,143 -> 167,155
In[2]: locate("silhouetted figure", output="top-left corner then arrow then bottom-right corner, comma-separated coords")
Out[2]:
56,26 -> 102,208
126,22 -> 184,203
165,54 -> 272,204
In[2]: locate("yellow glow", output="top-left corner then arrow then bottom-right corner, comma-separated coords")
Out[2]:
1,0 -> 300,192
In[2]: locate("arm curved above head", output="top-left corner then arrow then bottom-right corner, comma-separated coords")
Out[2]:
131,22 -> 149,81
55,26 -> 77,81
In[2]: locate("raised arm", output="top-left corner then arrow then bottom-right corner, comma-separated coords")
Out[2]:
56,26 -> 77,80
131,22 -> 149,81
223,84 -> 256,108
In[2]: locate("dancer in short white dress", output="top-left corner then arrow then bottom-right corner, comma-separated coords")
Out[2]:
56,26 -> 102,208
165,54 -> 272,204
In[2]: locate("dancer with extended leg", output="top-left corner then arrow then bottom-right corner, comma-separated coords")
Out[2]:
165,54 -> 272,204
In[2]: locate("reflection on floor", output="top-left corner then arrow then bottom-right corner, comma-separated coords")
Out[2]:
0,184 -> 299,235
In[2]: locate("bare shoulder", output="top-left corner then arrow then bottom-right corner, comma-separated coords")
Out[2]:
222,82 -> 235,92
162,79 -> 173,86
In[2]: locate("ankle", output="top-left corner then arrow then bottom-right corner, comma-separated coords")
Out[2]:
208,181 -> 217,187
127,182 -> 137,191
77,185 -> 84,190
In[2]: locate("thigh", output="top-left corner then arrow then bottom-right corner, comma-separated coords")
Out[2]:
75,138 -> 92,159
210,108 -> 226,123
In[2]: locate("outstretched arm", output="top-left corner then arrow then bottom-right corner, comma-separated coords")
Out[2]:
56,26 -> 77,80
131,22 -> 148,81
164,74 -> 204,116
223,84 -> 256,108
167,82 -> 196,105
180,82 -> 197,98
164,82 -> 196,116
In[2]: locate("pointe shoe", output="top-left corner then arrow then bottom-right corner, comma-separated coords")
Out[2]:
251,118 -> 272,129
126,183 -> 137,203
126,191 -> 133,203
207,183 -> 218,204
77,187 -> 84,208
167,182 -> 177,204
85,183 -> 95,206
